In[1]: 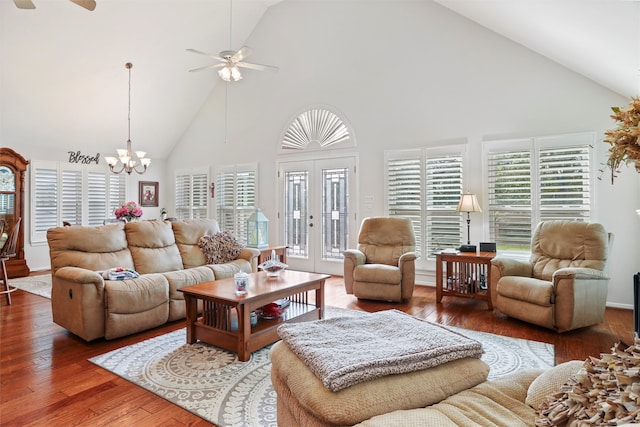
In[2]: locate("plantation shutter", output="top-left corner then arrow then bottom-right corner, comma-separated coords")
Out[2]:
175,170 -> 209,220
487,148 -> 532,250
215,164 -> 257,244
192,173 -> 209,219
539,146 -> 591,221
425,153 -> 463,255
87,171 -> 106,226
108,174 -> 126,219
386,153 -> 422,258
386,147 -> 466,261
485,133 -> 593,252
61,168 -> 82,226
32,165 -> 58,242
31,162 -> 130,242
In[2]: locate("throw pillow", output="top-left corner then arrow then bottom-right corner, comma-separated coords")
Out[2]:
525,360 -> 583,410
535,342 -> 640,426
198,231 -> 244,264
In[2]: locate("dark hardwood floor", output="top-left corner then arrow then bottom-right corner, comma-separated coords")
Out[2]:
0,274 -> 634,426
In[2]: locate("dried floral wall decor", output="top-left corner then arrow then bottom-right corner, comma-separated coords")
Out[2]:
603,97 -> 640,184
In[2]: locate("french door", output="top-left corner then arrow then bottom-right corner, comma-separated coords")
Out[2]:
278,156 -> 357,275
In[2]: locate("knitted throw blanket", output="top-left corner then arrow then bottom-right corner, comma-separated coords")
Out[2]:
277,309 -> 483,392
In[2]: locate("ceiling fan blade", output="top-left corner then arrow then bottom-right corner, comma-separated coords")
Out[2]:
14,0 -> 35,9
232,46 -> 253,63
69,0 -> 96,11
237,61 -> 279,72
186,48 -> 225,62
189,63 -> 226,73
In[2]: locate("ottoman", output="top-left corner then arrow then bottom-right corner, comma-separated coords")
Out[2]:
270,341 -> 490,426
270,310 -> 490,426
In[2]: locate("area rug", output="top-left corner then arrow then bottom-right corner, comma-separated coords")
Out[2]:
8,274 -> 52,299
89,307 -> 554,427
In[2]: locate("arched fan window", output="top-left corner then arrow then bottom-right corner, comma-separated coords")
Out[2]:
281,107 -> 354,151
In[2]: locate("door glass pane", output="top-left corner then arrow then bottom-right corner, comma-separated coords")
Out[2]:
284,170 -> 308,258
322,167 -> 348,260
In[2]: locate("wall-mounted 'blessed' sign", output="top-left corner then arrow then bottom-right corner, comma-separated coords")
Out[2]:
68,151 -> 100,165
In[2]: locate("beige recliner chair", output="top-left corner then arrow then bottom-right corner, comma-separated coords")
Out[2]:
491,220 -> 612,332
343,217 -> 417,302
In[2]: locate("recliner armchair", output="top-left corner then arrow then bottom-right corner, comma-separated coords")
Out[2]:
344,217 -> 417,302
491,220 -> 613,332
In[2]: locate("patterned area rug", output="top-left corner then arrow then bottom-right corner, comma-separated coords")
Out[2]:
89,307 -> 554,427
8,274 -> 52,299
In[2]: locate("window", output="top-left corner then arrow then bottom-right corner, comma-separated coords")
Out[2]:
385,146 -> 465,262
175,169 -> 209,220
484,132 -> 593,252
215,163 -> 257,244
30,161 -> 127,243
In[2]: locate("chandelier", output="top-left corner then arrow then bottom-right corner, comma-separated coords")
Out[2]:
105,62 -> 151,175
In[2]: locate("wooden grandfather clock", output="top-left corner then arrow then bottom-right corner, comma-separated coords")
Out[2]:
0,147 -> 30,278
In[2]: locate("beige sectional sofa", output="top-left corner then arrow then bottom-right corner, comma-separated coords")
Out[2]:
47,219 -> 259,341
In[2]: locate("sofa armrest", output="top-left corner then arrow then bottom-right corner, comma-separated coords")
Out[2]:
491,256 -> 533,278
398,251 -> 417,267
55,266 -> 105,292
343,249 -> 365,294
52,266 -> 106,341
553,267 -> 610,332
399,252 -> 417,301
237,247 -> 261,272
553,267 -> 610,281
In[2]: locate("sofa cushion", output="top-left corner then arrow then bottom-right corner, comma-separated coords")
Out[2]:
531,221 -> 609,281
199,231 -> 244,264
497,276 -> 553,306
47,223 -> 134,275
104,273 -> 169,339
163,266 -> 215,321
354,264 -> 401,285
172,219 -> 221,269
270,340 -> 490,426
525,360 -> 583,409
125,220 -> 184,274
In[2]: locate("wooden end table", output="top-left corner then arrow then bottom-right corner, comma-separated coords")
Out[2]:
435,251 -> 495,309
178,270 -> 328,362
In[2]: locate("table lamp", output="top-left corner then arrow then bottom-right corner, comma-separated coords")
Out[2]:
456,193 -> 482,252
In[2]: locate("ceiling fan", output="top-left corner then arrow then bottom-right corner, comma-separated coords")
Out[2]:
187,46 -> 278,81
14,0 -> 96,11
187,0 -> 278,82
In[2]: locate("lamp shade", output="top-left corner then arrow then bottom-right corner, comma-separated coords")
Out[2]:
247,208 -> 269,248
456,194 -> 482,213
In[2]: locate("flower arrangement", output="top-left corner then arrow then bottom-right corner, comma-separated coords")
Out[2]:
115,201 -> 143,222
602,97 -> 640,183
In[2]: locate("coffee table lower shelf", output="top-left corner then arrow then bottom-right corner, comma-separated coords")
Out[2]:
191,301 -> 321,359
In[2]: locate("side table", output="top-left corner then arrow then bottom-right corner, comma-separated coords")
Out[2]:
256,245 -> 288,265
435,251 -> 495,309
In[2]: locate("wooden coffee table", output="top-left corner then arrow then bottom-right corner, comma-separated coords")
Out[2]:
178,270 -> 329,361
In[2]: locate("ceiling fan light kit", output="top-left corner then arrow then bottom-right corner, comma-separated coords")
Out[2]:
104,62 -> 151,175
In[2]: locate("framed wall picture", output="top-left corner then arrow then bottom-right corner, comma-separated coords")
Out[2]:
139,181 -> 159,207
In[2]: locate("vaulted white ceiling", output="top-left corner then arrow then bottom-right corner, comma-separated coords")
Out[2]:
1,0 -> 638,160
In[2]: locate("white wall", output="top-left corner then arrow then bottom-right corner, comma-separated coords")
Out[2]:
166,1 -> 639,308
